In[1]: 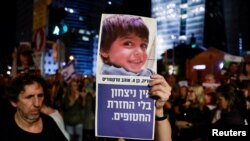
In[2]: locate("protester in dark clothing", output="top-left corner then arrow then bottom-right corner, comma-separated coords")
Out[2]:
221,62 -> 240,86
0,74 -> 67,141
212,84 -> 245,127
174,85 -> 212,141
0,113 -> 67,141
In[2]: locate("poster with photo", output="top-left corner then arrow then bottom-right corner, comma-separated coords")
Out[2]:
222,54 -> 243,69
95,14 -> 157,140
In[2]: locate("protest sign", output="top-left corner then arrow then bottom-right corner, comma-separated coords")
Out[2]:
95,14 -> 157,140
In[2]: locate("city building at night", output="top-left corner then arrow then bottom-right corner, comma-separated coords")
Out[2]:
152,0 -> 250,59
151,0 -> 206,59
47,0 -> 109,75
151,0 -> 250,80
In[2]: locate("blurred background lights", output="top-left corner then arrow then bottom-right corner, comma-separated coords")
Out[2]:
193,64 -> 206,70
69,55 -> 74,61
219,62 -> 224,69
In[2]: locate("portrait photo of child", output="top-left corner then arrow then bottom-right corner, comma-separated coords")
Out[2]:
97,14 -> 157,77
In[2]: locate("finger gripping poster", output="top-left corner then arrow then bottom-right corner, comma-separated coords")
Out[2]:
96,14 -> 157,140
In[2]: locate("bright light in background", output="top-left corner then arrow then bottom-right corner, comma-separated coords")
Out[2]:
166,2 -> 177,19
62,62 -> 66,67
86,31 -> 91,35
219,62 -> 224,69
156,35 -> 168,59
82,36 -> 89,41
179,35 -> 187,41
168,65 -> 177,75
170,35 -> 176,40
180,3 -> 188,9
62,24 -> 68,33
65,7 -> 74,13
181,14 -> 187,19
193,64 -> 206,70
79,29 -> 85,34
6,70 -> 11,75
69,9 -> 74,13
7,65 -> 11,70
53,26 -> 60,35
79,16 -> 84,21
108,1 -> 112,5
69,55 -> 74,61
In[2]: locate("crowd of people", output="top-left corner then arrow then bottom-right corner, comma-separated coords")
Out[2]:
0,71 -> 172,141
0,14 -> 172,141
158,55 -> 250,141
0,26 -> 249,140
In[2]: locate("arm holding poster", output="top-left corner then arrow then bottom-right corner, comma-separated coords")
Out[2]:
149,74 -> 172,141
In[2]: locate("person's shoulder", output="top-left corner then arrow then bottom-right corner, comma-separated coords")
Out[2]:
41,113 -> 68,140
0,114 -> 16,139
41,112 -> 57,125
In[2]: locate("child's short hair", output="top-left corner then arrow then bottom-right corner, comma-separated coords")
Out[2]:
100,14 -> 149,62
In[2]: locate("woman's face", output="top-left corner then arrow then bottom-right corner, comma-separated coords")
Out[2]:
217,95 -> 228,110
104,33 -> 148,73
71,81 -> 78,91
204,94 -> 212,105
187,89 -> 196,101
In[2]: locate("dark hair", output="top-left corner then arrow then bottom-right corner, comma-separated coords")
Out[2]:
7,74 -> 48,102
100,14 -> 149,62
216,84 -> 242,111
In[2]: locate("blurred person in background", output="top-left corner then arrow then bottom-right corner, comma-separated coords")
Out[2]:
50,71 -> 66,111
239,55 -> 250,81
221,62 -> 240,86
202,73 -> 220,93
41,88 -> 70,141
202,74 -> 220,113
12,43 -> 40,77
174,85 -> 212,141
61,79 -> 85,141
81,76 -> 96,141
212,84 -> 245,126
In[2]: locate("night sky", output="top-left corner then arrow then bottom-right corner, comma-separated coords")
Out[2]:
0,1 -> 16,73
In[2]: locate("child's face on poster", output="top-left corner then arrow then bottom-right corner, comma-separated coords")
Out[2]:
106,33 -> 148,73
